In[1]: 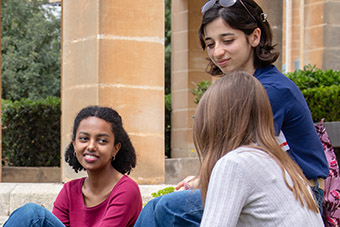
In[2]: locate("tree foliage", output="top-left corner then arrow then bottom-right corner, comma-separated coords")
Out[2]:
165,0 -> 171,95
1,0 -> 61,101
165,0 -> 172,157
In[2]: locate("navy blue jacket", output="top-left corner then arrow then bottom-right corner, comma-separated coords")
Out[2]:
254,65 -> 329,179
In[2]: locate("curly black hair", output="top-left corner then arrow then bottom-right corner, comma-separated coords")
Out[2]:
64,106 -> 136,175
198,0 -> 279,76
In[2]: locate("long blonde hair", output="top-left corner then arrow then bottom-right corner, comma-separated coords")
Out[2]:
194,71 -> 318,213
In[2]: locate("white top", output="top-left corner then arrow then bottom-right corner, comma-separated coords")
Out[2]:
200,147 -> 324,227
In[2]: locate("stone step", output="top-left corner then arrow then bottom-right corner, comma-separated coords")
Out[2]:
0,216 -> 7,226
0,183 -> 175,225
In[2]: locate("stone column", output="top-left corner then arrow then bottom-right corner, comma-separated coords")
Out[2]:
290,0 -> 302,71
256,0 -> 283,70
281,0 -> 301,72
62,0 -> 164,184
171,0 -> 211,158
304,0 -> 340,70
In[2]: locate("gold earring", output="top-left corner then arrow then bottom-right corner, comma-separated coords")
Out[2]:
112,156 -> 115,161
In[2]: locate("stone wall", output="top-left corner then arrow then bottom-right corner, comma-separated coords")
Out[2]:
61,1 -> 165,184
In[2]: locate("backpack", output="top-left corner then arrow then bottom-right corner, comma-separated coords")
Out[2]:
315,119 -> 340,226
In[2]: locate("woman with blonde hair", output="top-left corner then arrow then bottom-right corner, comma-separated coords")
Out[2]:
195,71 -> 323,226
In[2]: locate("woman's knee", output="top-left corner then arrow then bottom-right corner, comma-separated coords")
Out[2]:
4,203 -> 45,227
13,203 -> 42,215
153,190 -> 203,226
155,190 -> 201,215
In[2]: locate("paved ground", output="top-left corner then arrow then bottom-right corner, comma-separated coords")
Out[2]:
0,216 -> 7,226
0,183 -> 175,226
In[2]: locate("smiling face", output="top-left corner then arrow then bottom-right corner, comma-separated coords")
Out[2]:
72,116 -> 121,172
204,17 -> 260,75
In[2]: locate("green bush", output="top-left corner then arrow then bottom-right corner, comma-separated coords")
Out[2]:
298,86 -> 340,122
151,186 -> 175,198
191,80 -> 212,104
143,186 -> 175,207
286,65 -> 340,122
286,65 -> 340,90
2,97 -> 61,166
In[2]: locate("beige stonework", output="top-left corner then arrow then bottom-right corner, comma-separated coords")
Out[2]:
171,0 -> 211,158
61,0 -> 165,184
303,0 -> 324,69
256,0 -> 283,69
291,0 -> 301,70
284,0 -> 340,70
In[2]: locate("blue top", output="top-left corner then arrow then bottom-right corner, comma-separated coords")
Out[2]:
254,65 -> 329,179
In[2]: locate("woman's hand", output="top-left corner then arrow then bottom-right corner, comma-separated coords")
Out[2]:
175,176 -> 200,191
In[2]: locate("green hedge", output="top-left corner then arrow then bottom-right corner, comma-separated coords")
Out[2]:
191,81 -> 212,104
286,65 -> 340,122
286,65 -> 340,90
2,97 -> 61,166
299,86 -> 340,122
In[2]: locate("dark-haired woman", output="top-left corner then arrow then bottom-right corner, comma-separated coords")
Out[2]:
4,106 -> 142,227
135,0 -> 328,226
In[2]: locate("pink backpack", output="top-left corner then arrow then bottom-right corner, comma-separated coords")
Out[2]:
315,119 -> 340,226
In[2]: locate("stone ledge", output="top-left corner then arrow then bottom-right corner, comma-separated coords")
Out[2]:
9,183 -> 63,215
0,183 -> 174,217
0,184 -> 17,216
165,157 -> 199,184
0,183 -> 62,216
324,121 -> 340,148
0,216 -> 7,226
2,166 -> 60,183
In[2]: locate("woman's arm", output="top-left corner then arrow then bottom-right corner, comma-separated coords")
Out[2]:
52,185 -> 70,226
175,176 -> 199,190
200,154 -> 251,226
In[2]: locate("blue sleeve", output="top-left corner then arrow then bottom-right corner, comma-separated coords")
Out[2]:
262,85 -> 285,136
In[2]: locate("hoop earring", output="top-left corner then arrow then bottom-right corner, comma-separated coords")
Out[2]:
112,156 -> 116,161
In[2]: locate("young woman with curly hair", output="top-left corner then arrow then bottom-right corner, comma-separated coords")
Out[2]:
5,106 -> 142,227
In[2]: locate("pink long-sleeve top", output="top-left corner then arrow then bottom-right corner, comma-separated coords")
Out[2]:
52,175 -> 142,227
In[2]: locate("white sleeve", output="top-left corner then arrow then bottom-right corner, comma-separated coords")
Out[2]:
200,155 -> 252,227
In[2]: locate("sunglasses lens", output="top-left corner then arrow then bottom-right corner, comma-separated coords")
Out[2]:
219,0 -> 237,8
201,0 -> 237,14
201,0 -> 217,14
201,0 -> 257,23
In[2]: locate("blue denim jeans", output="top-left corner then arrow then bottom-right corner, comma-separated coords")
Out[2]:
135,189 -> 203,227
311,181 -> 324,215
4,203 -> 65,227
135,186 -> 324,226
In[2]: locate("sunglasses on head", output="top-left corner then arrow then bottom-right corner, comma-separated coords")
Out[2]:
201,0 -> 257,23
